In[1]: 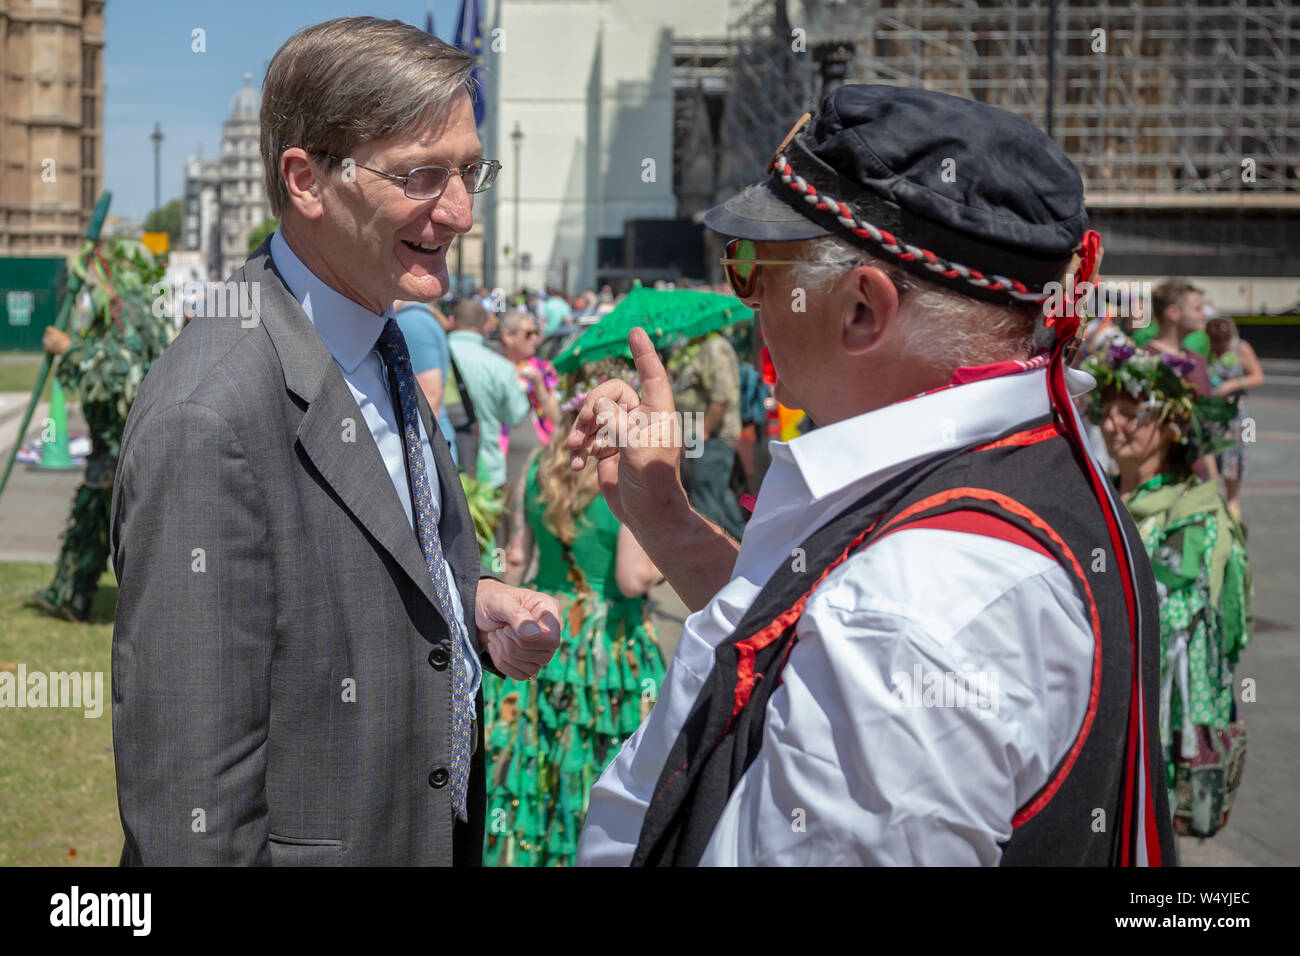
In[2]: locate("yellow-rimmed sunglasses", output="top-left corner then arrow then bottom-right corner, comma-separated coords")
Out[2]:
719,239 -> 801,298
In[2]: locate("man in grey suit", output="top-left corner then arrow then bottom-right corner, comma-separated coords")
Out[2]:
109,17 -> 561,866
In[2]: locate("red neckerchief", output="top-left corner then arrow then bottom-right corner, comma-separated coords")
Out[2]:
904,352 -> 1052,403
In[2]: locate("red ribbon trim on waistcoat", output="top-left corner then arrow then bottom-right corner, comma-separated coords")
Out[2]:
971,422 -> 1062,451
1045,332 -> 1160,866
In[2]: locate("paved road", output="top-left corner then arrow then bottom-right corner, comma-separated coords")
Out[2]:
0,391 -> 87,563
1176,362 -> 1300,866
2,362 -> 1295,865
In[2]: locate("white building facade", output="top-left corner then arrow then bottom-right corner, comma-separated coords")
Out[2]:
182,74 -> 269,280
481,0 -> 735,294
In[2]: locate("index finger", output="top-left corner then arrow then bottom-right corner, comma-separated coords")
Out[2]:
628,327 -> 675,413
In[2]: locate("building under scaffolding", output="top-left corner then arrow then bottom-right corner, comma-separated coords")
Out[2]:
693,0 -> 1299,303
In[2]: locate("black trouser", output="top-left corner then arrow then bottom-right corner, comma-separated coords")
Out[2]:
446,399 -> 479,478
680,437 -> 747,541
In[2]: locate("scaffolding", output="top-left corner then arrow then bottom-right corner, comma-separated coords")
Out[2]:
720,0 -> 1299,202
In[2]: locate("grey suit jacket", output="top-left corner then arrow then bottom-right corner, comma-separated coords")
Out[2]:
110,239 -> 491,866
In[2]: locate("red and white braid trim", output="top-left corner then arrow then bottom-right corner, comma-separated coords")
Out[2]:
772,154 -> 1049,303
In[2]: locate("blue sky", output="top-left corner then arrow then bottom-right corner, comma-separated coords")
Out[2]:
103,0 -> 467,221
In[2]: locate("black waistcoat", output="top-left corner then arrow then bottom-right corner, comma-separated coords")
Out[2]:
630,418 -> 1176,866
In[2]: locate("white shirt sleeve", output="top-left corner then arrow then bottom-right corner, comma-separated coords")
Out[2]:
578,528 -> 1093,866
699,529 -> 1094,865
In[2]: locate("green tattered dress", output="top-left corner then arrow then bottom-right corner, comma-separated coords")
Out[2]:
482,457 -> 665,866
1124,475 -> 1252,790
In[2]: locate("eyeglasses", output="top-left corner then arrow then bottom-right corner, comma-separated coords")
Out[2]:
316,153 -> 501,200
719,239 -> 800,298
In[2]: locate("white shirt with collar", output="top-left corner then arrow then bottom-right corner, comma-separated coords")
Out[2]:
577,366 -> 1097,865
269,228 -> 480,696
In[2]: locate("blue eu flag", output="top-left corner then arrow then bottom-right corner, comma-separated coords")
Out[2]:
455,0 -> 486,127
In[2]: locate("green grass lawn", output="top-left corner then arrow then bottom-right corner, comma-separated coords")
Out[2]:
0,561 -> 121,866
0,352 -> 54,401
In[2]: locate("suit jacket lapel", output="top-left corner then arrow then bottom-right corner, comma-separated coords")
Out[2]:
237,240 -> 463,630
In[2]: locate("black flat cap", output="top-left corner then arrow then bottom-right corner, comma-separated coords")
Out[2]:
703,84 -> 1088,305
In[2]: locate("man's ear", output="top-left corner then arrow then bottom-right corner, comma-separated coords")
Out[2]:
842,265 -> 901,355
281,147 -> 324,220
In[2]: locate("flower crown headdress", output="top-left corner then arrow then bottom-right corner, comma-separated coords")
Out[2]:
1082,336 -> 1238,458
558,361 -> 641,414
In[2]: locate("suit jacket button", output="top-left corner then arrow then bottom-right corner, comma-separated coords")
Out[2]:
429,767 -> 449,789
428,645 -> 450,670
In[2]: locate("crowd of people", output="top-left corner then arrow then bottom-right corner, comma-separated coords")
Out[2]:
384,282 -> 767,864
394,285 -> 763,520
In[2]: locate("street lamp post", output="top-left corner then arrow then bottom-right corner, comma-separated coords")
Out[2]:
799,0 -> 873,104
815,42 -> 854,99
150,122 -> 164,219
511,122 -> 523,296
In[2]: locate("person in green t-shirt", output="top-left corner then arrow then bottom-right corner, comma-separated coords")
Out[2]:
447,298 -> 531,488
1207,316 -> 1266,519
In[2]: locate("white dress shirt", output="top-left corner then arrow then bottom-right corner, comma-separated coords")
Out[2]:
270,229 -> 480,696
577,366 -> 1098,865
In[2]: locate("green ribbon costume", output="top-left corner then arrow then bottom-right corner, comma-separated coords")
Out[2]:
36,241 -> 173,621
482,455 -> 665,866
1123,474 -> 1253,787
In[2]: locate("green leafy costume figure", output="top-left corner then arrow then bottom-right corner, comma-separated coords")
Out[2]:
34,240 -> 174,622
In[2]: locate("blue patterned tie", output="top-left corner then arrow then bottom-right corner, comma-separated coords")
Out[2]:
376,318 -> 472,822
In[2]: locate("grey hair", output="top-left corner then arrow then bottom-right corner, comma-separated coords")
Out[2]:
789,236 -> 1053,375
261,17 -> 477,218
499,309 -> 534,335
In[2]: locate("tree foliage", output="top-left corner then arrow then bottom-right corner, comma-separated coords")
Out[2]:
248,217 -> 279,253
142,199 -> 182,244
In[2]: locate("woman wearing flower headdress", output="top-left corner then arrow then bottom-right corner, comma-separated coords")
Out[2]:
482,358 -> 665,866
1084,338 -> 1253,838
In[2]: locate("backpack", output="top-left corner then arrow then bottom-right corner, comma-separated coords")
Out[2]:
738,361 -> 768,428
